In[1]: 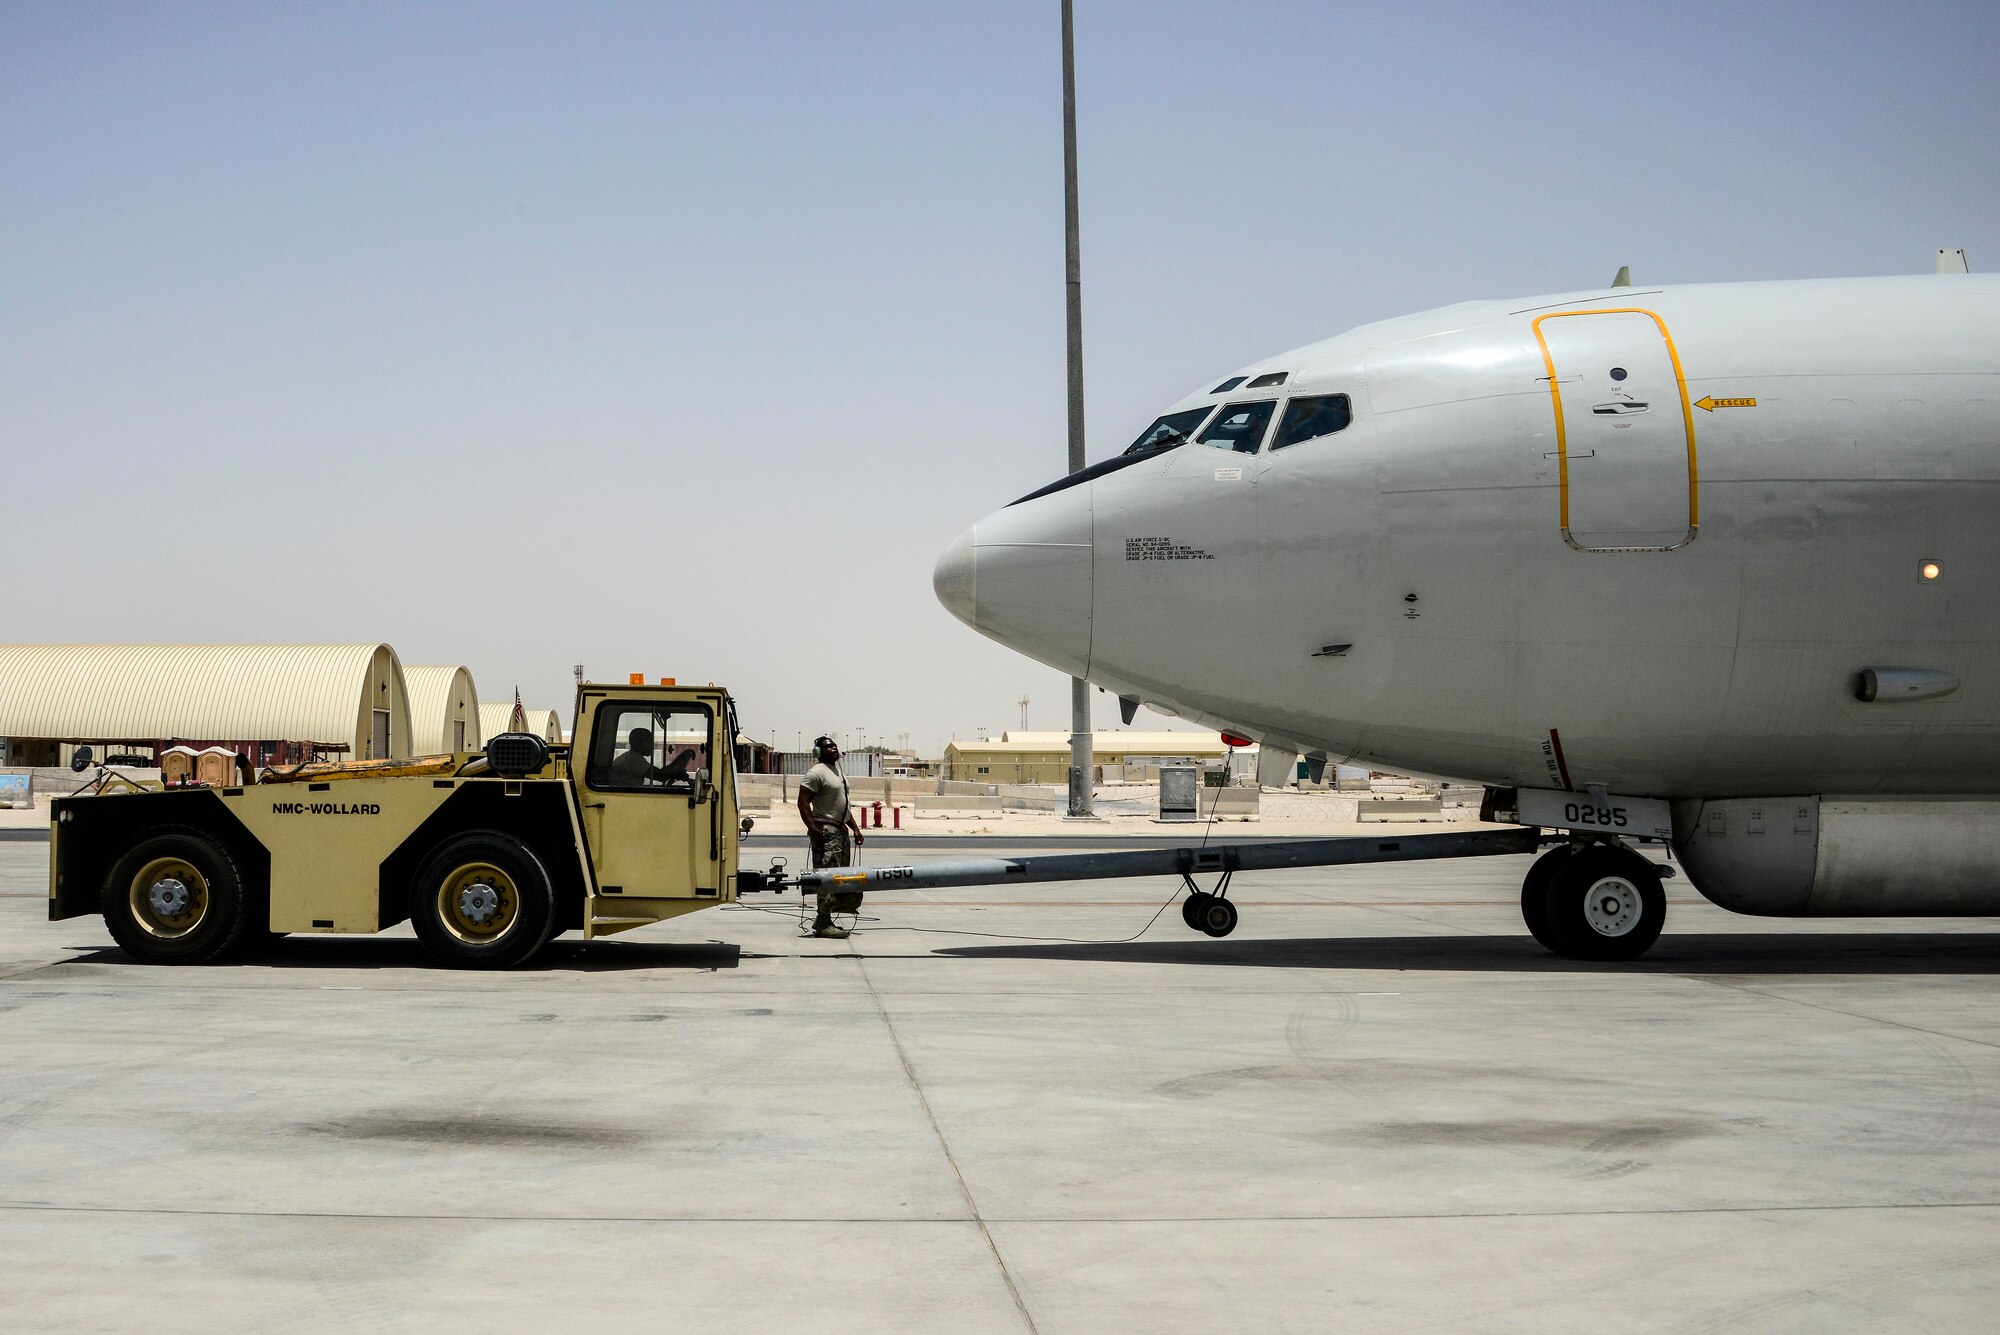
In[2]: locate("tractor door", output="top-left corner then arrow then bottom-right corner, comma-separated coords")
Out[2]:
574,691 -> 719,928
1534,309 -> 1698,551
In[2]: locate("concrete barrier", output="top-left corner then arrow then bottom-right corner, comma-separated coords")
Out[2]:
914,794 -> 1002,813
1357,797 -> 1445,822
998,784 -> 1065,811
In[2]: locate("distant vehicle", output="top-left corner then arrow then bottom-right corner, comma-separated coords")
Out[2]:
50,683 -> 752,968
936,269 -> 2000,959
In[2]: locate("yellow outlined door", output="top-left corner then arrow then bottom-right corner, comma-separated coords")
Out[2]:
1534,309 -> 1698,551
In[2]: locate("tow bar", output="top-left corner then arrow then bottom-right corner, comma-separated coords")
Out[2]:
738,827 -> 1542,937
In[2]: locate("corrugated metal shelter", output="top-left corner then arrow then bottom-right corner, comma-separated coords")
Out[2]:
479,702 -> 564,746
0,644 -> 412,765
404,665 -> 482,755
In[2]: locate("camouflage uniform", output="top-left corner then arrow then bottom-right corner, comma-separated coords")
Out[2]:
810,826 -> 864,920
802,762 -> 862,927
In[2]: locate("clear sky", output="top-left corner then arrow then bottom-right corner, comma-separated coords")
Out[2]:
5,1 -> 1996,755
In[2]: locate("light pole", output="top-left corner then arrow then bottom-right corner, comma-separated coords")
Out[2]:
1062,0 -> 1095,818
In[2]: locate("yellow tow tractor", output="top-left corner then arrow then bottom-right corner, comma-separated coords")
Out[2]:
49,682 -> 758,968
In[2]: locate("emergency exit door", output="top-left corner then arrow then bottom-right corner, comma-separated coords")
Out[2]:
1534,309 -> 1697,551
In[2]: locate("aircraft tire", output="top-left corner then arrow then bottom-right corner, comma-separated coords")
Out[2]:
1195,896 -> 1239,938
410,832 -> 557,969
102,826 -> 251,965
1181,891 -> 1211,930
1520,846 -> 1574,953
1544,848 -> 1665,961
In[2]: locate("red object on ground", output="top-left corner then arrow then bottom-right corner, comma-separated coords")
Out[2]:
870,800 -> 883,827
892,806 -> 902,829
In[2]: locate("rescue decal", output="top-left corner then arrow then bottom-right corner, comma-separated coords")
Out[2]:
1693,396 -> 1756,411
271,802 -> 383,815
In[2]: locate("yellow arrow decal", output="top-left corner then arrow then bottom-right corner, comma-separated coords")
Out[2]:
1694,396 -> 1757,411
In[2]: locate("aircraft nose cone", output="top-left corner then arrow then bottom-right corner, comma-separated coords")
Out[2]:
932,484 -> 1094,678
933,528 -> 977,628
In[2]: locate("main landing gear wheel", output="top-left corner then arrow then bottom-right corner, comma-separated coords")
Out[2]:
1539,847 -> 1666,961
410,832 -> 557,969
1520,846 -> 1574,952
102,827 -> 251,964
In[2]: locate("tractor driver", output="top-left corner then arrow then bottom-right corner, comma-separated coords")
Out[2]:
609,726 -> 691,788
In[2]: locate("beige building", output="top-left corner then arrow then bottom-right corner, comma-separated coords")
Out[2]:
943,730 -> 1248,784
0,643 -> 412,765
479,701 -> 564,745
404,665 -> 482,755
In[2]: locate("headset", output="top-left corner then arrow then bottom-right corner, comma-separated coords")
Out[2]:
813,735 -> 837,763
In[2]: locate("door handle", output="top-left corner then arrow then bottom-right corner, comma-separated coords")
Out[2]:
1590,401 -> 1649,415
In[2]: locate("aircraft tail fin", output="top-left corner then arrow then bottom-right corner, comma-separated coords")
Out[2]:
1610,265 -> 1632,288
1937,248 -> 1970,274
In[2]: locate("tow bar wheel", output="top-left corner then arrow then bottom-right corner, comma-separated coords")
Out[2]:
102,828 -> 250,964
410,833 -> 557,969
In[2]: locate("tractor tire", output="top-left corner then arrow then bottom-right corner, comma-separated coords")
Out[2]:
102,827 -> 252,965
409,831 -> 557,969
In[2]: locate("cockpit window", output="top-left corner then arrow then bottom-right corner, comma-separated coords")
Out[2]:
1126,407 -> 1213,453
1271,394 -> 1353,451
1210,376 -> 1247,394
1247,371 -> 1288,388
1196,400 -> 1276,454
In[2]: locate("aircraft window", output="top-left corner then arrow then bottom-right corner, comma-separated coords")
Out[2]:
1126,407 -> 1214,453
1247,371 -> 1288,388
1271,394 -> 1353,451
1196,400 -> 1276,454
1210,376 -> 1247,394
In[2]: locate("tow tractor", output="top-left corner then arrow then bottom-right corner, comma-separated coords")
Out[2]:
51,681 -> 751,968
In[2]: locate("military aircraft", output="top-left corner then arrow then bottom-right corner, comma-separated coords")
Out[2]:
935,257 -> 1999,959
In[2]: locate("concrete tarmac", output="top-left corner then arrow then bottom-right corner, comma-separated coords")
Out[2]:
3,838 -> 1999,1332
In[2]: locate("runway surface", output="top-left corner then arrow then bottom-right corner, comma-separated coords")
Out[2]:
4,838 -> 1998,1332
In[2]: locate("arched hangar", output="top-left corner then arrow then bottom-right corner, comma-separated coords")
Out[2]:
0,643 -> 412,767
404,665 -> 482,755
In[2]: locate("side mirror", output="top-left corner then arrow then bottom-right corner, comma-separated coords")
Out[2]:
70,746 -> 94,774
740,815 -> 756,835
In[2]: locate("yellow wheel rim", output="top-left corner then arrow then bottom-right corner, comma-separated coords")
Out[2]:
437,862 -> 520,945
128,856 -> 211,940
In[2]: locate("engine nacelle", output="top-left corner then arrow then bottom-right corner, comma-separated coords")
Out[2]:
1671,797 -> 2000,917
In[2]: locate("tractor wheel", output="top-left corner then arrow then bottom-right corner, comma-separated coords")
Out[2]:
410,832 -> 557,969
102,827 -> 251,964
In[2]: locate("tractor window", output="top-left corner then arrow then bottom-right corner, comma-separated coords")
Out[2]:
1271,394 -> 1352,451
586,702 -> 712,793
1196,400 -> 1277,454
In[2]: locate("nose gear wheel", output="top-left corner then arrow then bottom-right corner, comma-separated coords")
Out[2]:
1582,875 -> 1642,937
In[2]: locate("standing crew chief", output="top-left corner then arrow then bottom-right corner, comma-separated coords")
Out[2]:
797,735 -> 865,938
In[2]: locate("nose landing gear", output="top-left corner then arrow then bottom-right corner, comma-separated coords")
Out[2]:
1522,842 -> 1667,960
